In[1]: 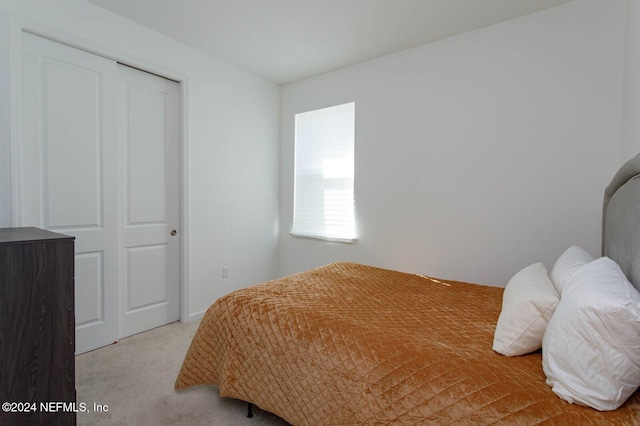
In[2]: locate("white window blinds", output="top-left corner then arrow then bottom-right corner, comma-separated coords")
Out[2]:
292,102 -> 356,243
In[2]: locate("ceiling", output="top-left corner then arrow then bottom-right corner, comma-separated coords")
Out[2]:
84,0 -> 575,85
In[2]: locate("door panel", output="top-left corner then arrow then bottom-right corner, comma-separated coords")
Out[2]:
127,245 -> 167,309
21,32 -> 119,354
118,64 -> 180,338
74,252 -> 104,327
45,60 -> 102,229
126,86 -> 167,224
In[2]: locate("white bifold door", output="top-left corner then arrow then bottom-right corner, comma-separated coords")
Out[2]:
19,32 -> 180,354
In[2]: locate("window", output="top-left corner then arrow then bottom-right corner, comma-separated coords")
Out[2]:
292,102 -> 356,243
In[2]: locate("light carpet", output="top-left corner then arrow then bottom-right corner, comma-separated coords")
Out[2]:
76,320 -> 291,425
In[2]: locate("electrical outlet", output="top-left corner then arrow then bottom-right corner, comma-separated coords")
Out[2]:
222,266 -> 229,278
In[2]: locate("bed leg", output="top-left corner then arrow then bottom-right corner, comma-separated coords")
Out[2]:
247,402 -> 254,418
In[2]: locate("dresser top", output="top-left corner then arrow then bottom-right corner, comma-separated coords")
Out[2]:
0,227 -> 74,244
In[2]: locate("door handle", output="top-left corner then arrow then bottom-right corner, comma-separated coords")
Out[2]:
170,230 -> 177,236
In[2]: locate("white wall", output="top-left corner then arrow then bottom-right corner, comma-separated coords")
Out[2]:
622,0 -> 640,161
0,0 -> 280,318
279,0 -> 627,286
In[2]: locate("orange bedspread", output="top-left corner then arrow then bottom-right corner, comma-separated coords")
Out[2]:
175,262 -> 640,425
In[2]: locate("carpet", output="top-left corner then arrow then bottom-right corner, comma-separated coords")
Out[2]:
75,320 -> 291,425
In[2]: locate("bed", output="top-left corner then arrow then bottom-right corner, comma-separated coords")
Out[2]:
176,154 -> 640,425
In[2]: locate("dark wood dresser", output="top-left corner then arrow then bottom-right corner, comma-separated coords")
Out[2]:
0,227 -> 76,425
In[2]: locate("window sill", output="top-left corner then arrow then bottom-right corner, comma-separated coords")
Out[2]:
290,232 -> 357,244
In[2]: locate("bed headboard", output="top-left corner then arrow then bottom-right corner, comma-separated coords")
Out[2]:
603,153 -> 640,291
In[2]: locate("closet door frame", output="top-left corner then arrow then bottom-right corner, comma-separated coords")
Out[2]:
7,16 -> 190,326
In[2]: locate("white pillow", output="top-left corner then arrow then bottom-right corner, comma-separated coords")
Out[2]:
542,257 -> 640,411
549,246 -> 594,295
493,263 -> 559,356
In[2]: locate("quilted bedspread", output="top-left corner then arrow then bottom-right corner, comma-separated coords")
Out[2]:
175,262 -> 640,425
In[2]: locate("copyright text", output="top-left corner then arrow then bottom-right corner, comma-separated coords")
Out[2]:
2,401 -> 109,413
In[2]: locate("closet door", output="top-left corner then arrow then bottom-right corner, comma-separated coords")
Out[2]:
20,34 -> 181,353
21,32 -> 119,353
117,64 -> 180,338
